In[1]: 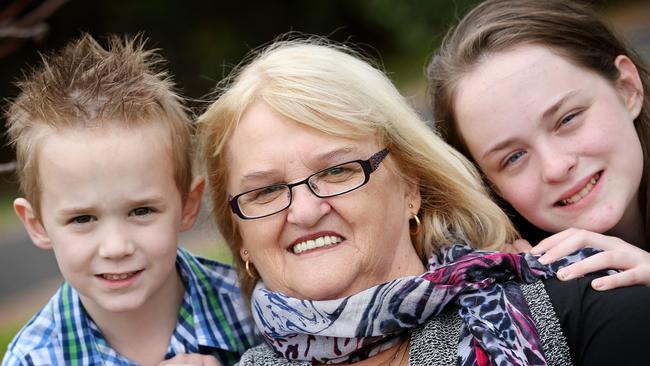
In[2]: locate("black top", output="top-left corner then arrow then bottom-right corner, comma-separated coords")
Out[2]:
544,274 -> 650,366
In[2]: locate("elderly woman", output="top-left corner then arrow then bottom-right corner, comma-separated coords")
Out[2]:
198,39 -> 650,365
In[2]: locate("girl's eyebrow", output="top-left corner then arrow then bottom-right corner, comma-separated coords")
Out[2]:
541,90 -> 579,121
482,138 -> 516,160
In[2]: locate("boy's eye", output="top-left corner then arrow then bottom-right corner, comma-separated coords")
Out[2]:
71,215 -> 96,224
130,207 -> 153,216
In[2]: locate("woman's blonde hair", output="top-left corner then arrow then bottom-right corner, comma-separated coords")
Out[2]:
198,37 -> 517,299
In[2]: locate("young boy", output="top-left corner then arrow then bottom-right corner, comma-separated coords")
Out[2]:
1,34 -> 256,366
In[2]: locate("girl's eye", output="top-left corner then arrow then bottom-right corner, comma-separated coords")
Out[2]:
71,215 -> 96,224
130,207 -> 153,216
504,151 -> 526,167
559,111 -> 580,127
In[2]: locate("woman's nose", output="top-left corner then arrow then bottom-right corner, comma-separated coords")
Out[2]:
286,185 -> 331,227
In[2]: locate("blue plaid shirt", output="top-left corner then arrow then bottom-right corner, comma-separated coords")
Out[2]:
2,248 -> 258,366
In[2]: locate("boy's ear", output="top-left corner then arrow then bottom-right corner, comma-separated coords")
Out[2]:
180,176 -> 205,232
14,198 -> 52,250
614,55 -> 644,119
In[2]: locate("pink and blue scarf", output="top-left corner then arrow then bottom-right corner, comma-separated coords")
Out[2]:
251,244 -> 598,365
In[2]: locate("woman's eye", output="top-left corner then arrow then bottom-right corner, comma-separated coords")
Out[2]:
253,186 -> 284,199
130,207 -> 153,216
71,215 -> 96,224
504,151 -> 526,167
318,165 -> 358,182
324,167 -> 346,176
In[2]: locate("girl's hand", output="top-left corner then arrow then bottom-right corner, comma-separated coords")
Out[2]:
158,354 -> 222,366
531,228 -> 650,290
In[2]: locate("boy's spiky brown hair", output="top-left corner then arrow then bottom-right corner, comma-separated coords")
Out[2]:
6,33 -> 193,218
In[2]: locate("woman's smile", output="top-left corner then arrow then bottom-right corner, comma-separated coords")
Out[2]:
290,232 -> 344,254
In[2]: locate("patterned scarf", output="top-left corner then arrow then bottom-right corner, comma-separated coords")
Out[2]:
251,244 -> 598,365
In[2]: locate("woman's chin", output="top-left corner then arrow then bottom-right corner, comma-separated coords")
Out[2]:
280,274 -> 363,301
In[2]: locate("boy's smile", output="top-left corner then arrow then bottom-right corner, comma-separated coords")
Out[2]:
29,123 -> 189,317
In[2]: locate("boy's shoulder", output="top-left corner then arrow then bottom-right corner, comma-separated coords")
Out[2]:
3,249 -> 258,366
177,247 -> 241,291
2,283 -> 79,365
174,247 -> 258,357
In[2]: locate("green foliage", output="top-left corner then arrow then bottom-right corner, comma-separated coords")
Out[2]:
0,322 -> 21,359
0,188 -> 19,232
194,242 -> 234,265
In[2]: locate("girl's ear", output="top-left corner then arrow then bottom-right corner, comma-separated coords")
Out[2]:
614,55 -> 644,119
14,198 -> 52,250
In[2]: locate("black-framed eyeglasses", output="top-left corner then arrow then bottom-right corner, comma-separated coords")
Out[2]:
228,148 -> 390,220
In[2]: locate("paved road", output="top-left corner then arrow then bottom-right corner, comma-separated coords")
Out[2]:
0,231 -> 61,302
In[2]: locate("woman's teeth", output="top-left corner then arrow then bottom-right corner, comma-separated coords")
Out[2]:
559,173 -> 600,206
102,272 -> 136,280
292,235 -> 342,254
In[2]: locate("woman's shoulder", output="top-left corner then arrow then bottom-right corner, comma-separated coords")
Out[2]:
410,309 -> 463,365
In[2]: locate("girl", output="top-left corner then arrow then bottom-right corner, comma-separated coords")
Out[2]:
427,0 -> 650,291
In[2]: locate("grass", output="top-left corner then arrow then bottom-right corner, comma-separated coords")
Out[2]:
191,240 -> 234,265
0,322 -> 22,359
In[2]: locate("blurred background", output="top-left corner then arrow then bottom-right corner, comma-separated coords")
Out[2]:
1,0 -> 649,357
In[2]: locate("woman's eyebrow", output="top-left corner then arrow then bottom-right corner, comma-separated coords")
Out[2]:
239,170 -> 276,186
314,146 -> 358,162
238,146 -> 362,186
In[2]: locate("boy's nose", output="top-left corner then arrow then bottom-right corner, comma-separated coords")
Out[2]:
98,223 -> 135,259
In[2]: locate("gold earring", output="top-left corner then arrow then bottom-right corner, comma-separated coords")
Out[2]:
245,260 -> 257,279
242,249 -> 257,279
410,213 -> 421,235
